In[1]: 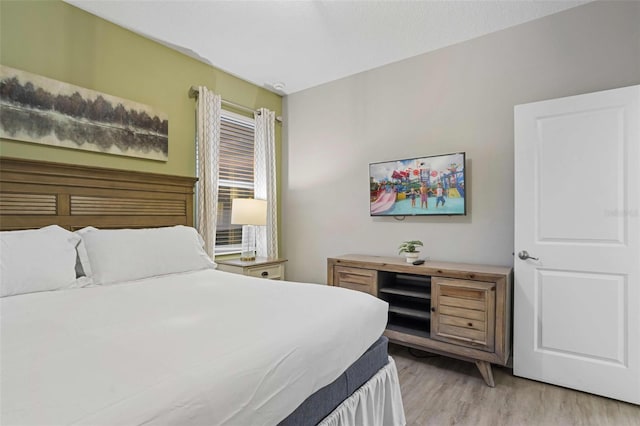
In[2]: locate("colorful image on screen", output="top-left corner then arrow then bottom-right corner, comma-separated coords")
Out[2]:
369,152 -> 466,216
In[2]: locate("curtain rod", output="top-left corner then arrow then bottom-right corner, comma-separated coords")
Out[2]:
188,86 -> 282,123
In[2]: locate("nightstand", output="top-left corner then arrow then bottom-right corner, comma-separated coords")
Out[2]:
216,257 -> 287,280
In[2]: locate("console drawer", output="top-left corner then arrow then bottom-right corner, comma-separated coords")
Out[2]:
334,266 -> 377,295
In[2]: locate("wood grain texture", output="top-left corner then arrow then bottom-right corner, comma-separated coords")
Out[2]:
329,254 -> 512,281
0,193 -> 56,215
333,265 -> 378,296
391,344 -> 640,425
329,254 -> 512,387
0,157 -> 197,231
475,360 -> 495,388
70,196 -> 186,216
432,277 -> 496,352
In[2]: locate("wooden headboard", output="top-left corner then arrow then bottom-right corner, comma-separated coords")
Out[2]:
0,157 -> 197,231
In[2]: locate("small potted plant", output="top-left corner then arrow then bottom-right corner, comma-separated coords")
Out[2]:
398,240 -> 423,263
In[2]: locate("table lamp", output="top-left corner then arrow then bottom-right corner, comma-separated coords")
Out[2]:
231,198 -> 267,261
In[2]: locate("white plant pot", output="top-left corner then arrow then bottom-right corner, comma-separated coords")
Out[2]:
404,252 -> 420,263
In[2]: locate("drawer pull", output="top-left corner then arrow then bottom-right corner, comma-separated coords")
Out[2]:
261,271 -> 269,277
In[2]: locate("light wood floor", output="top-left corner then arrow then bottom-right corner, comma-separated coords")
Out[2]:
389,344 -> 640,426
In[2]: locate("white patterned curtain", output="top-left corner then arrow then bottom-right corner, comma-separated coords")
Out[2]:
254,108 -> 278,258
196,87 -> 222,258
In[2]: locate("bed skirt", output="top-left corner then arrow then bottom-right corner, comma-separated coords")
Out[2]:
318,357 -> 406,426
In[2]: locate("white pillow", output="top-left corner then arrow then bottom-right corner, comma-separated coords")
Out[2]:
0,225 -> 84,297
76,226 -> 216,285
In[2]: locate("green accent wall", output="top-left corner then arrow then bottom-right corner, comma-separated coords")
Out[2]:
0,0 -> 282,178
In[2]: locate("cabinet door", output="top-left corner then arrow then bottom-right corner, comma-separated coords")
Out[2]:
333,266 -> 377,295
431,277 -> 495,352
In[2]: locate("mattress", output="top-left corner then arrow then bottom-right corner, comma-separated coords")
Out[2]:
280,336 -> 389,426
0,269 -> 388,426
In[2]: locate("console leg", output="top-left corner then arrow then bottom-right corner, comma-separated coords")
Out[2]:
475,361 -> 495,387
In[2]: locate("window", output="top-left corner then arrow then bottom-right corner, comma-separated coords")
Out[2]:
215,111 -> 255,255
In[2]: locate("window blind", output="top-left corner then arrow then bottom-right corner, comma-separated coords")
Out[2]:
216,112 -> 255,254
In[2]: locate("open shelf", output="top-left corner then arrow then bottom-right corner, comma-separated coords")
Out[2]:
395,274 -> 431,284
386,322 -> 430,339
380,271 -> 433,339
388,305 -> 431,320
380,287 -> 430,299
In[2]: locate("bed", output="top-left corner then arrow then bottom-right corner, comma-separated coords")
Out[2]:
0,158 -> 405,426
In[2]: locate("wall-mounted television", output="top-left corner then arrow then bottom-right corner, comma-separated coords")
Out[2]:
369,152 -> 466,216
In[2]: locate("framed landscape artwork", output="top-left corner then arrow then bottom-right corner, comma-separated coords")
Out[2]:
0,65 -> 168,161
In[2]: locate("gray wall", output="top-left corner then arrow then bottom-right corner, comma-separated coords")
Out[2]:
282,1 -> 640,284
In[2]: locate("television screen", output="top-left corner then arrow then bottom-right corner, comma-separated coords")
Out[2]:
369,152 -> 466,216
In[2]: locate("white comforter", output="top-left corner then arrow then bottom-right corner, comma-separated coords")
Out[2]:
0,270 -> 388,426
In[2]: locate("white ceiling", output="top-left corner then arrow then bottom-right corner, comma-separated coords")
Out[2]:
66,0 -> 589,95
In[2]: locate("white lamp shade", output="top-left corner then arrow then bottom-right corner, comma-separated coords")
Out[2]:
231,198 -> 267,226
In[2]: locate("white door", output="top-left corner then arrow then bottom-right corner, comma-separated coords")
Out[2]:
514,85 -> 640,404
